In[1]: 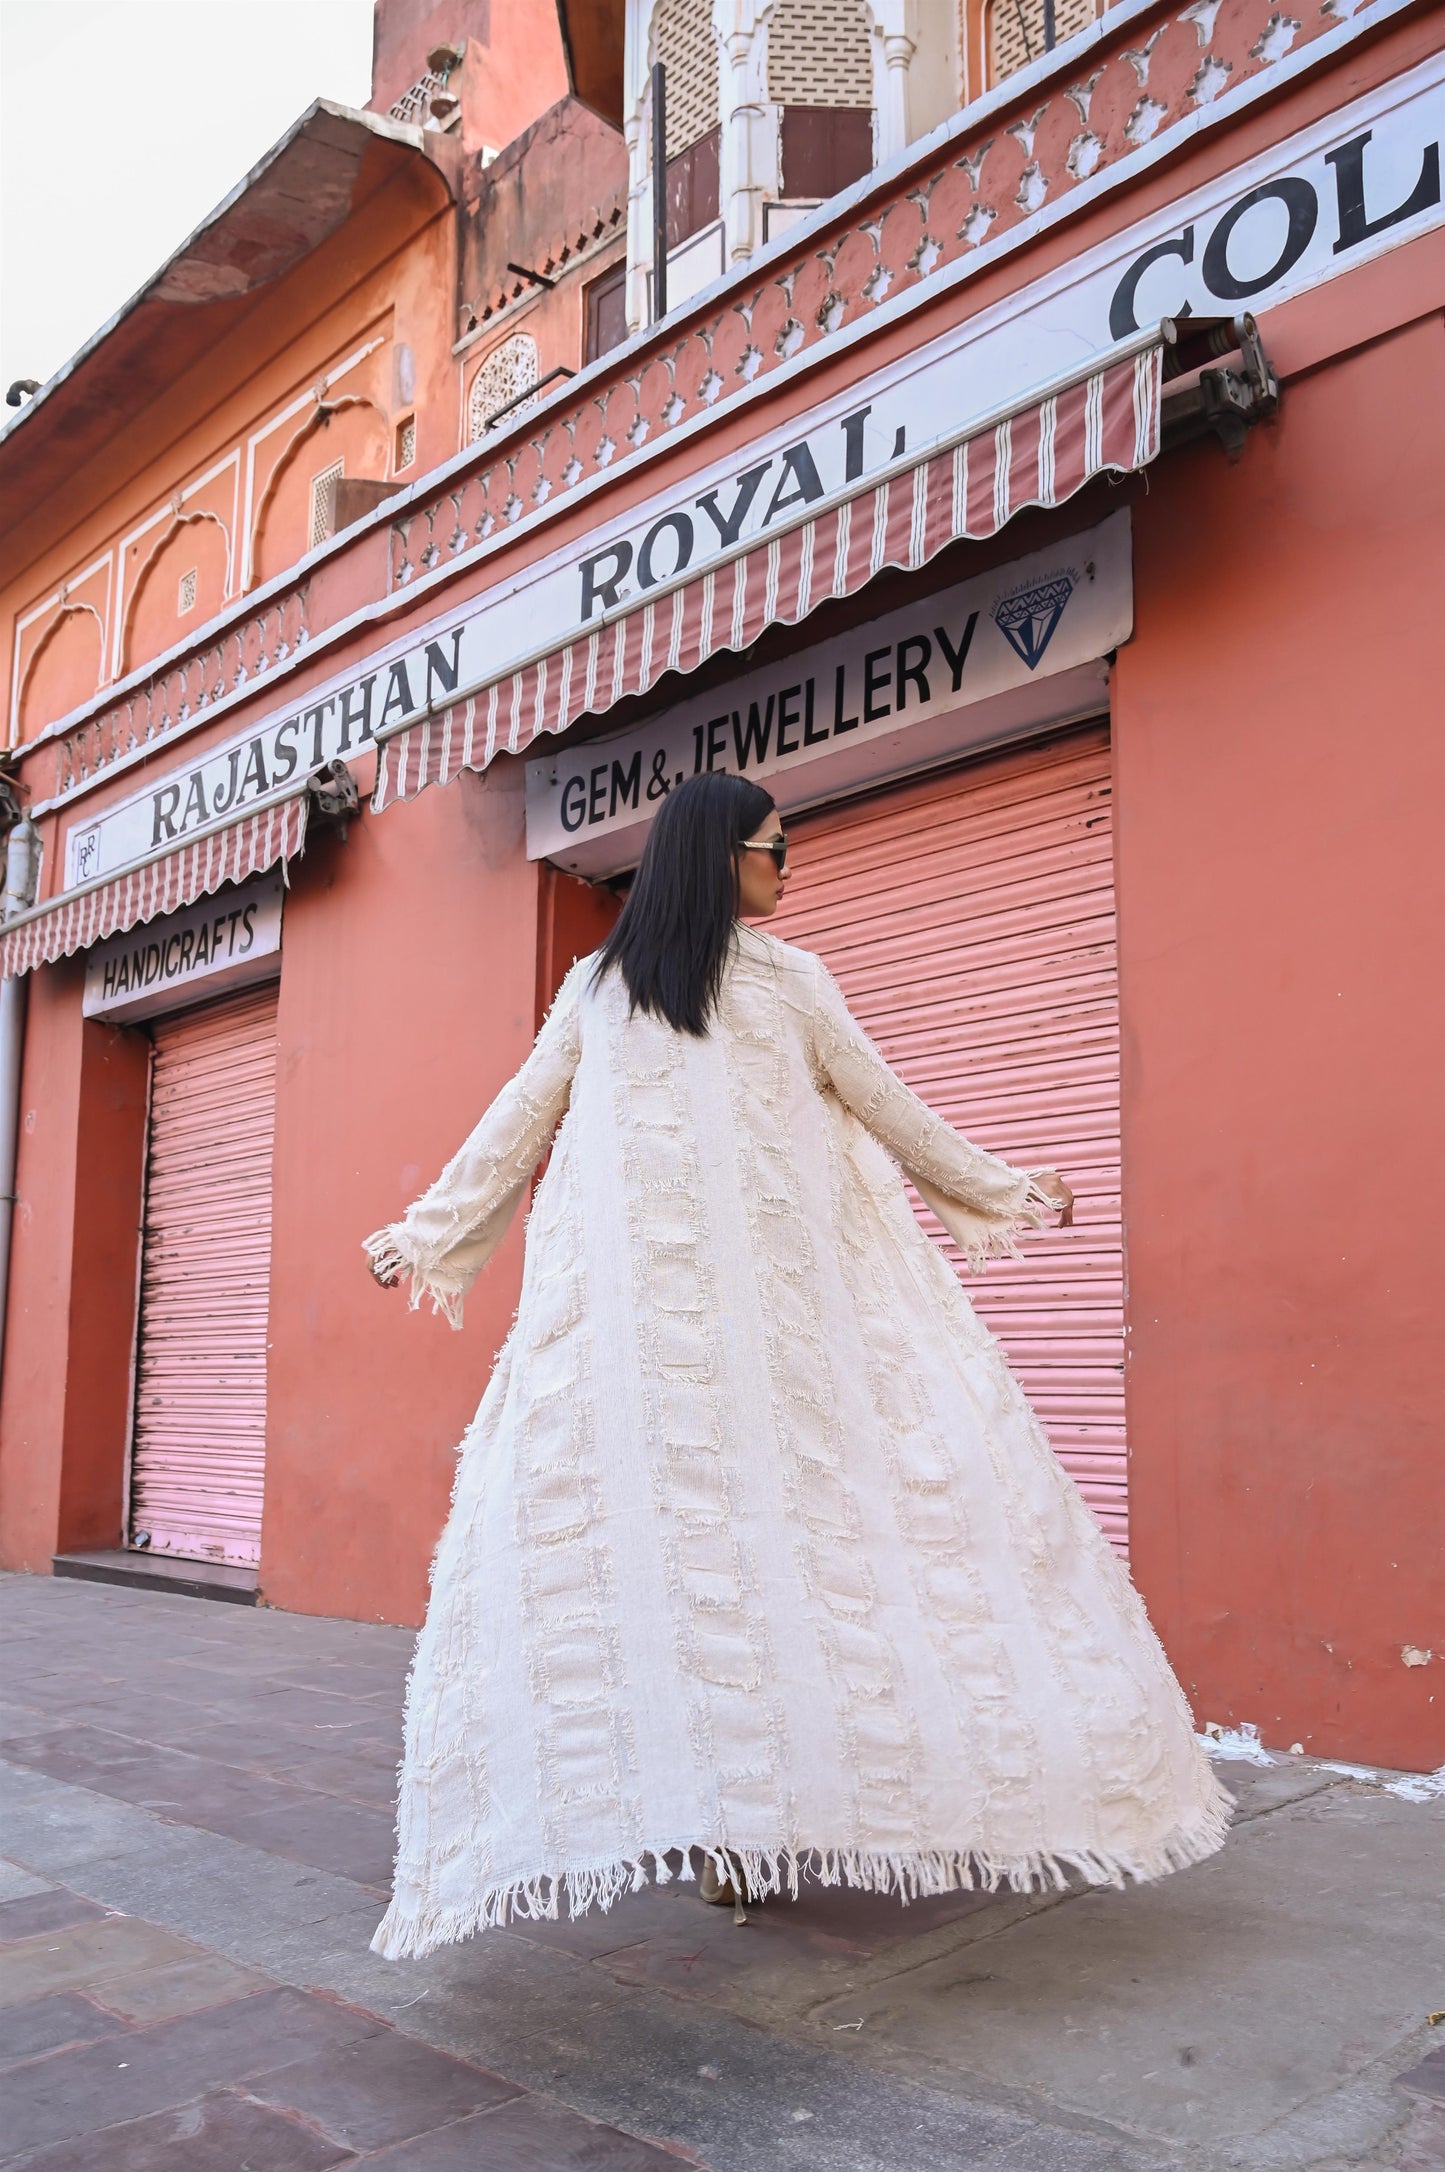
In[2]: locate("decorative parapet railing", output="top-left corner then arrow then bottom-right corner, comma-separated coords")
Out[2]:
387,0 -> 1351,589
52,587 -> 310,799
27,0 -> 1387,806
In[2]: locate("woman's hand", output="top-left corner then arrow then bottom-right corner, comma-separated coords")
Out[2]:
370,1258 -> 401,1289
1032,1171 -> 1075,1227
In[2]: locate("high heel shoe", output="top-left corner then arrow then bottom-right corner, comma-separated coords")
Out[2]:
698,1851 -> 748,1923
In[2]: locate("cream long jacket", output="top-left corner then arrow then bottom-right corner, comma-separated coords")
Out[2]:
367,925 -> 1229,1957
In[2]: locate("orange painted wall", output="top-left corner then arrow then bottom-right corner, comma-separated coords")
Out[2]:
259,759 -> 543,1625
1114,314 -> 1445,1771
0,978 -> 149,1569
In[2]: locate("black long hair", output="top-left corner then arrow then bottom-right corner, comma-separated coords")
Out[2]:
592,771 -> 776,1035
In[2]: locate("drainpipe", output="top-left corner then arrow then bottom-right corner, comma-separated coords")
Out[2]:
0,819 -> 41,1381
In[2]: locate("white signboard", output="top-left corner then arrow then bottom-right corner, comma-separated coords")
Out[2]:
82,871 -> 284,1024
64,52 -> 1443,889
527,514 -> 1131,874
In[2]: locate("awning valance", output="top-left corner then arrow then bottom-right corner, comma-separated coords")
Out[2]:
373,330 -> 1166,814
0,794 -> 308,981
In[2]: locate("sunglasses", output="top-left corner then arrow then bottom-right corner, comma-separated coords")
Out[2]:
739,835 -> 788,873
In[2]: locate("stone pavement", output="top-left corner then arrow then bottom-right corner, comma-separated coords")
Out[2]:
0,1573 -> 1441,2172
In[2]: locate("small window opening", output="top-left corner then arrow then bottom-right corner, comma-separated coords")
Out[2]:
584,263 -> 629,364
309,460 -> 344,549
177,568 -> 197,614
396,416 -> 417,471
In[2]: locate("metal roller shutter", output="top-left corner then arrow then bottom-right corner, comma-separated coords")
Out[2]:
768,724 -> 1128,1552
128,983 -> 278,1567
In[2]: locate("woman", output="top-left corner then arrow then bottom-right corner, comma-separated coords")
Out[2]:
366,773 -> 1229,1958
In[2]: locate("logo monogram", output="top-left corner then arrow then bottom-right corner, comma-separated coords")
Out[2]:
992,574 -> 1076,670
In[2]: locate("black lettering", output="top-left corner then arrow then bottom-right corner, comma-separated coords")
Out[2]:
647,748 -> 671,799
271,717 -> 301,784
150,783 -> 181,846
378,661 -> 415,731
179,770 -> 209,832
896,635 -> 931,711
636,512 -> 694,589
178,929 -> 196,971
1326,129 -> 1441,255
193,922 -> 210,968
1108,227 -> 1195,339
775,685 -> 802,756
706,715 -> 728,771
732,699 -> 773,768
238,905 -> 258,954
803,677 -> 827,745
609,752 -> 642,815
102,959 -> 118,999
695,462 -> 770,550
336,675 -> 375,751
935,614 -> 978,691
579,540 -> 634,618
208,745 -> 244,818
691,723 -> 705,773
840,404 -> 872,484
424,630 -> 464,705
588,763 -> 608,825
863,646 -> 891,723
761,442 -> 825,528
143,941 -> 162,986
238,737 -> 269,802
1202,179 -> 1317,300
833,664 -> 859,734
225,909 -> 244,955
560,774 -> 588,832
163,934 -> 182,978
304,699 -> 335,768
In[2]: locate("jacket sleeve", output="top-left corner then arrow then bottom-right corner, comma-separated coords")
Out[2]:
363,961 -> 586,1327
809,955 -> 1056,1270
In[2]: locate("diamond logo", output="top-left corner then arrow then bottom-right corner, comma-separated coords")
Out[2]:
992,574 -> 1076,670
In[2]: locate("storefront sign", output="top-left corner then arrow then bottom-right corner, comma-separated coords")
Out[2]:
82,871 -> 284,1025
526,514 -> 1130,873
64,53 -> 1443,890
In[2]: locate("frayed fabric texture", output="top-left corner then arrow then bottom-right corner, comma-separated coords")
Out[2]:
372,1799 -> 1235,1959
367,930 -> 1232,1963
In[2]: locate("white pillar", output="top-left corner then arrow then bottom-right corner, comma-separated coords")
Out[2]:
876,29 -> 916,162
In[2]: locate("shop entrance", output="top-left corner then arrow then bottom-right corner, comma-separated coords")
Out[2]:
127,982 -> 279,1568
768,722 -> 1128,1552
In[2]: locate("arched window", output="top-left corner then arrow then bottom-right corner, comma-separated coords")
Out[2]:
654,0 -> 721,249
767,0 -> 874,202
468,332 -> 539,442
988,0 -> 1095,89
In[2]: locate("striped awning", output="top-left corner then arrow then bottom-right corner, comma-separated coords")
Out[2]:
0,793 -> 308,980
374,331 -> 1165,813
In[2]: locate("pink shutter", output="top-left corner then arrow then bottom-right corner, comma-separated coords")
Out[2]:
128,983 -> 278,1567
768,725 -> 1128,1552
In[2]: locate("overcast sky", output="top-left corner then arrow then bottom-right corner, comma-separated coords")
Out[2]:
1,0 -> 375,396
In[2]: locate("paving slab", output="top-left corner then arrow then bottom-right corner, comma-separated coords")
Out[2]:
0,1990 -> 130,2067
0,1890 -> 109,1942
6,1570 -> 1445,2172
246,2028 -> 523,2150
9,2088 -> 356,2171
361,2094 -> 713,2167
0,1912 -> 203,2008
1,1984 -> 383,2159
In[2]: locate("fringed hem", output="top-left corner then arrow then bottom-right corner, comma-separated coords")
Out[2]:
370,1791 -> 1234,1960
363,1227 -> 467,1330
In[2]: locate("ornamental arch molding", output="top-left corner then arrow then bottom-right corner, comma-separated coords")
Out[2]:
248,396 -> 390,591
16,603 -> 104,743
120,510 -> 232,679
